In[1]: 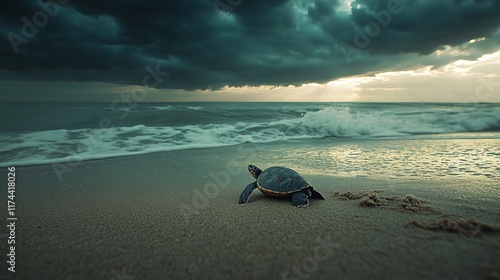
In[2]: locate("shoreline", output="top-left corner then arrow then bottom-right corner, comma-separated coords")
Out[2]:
1,130 -> 499,169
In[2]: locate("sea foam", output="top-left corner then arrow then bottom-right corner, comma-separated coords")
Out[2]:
1,103 -> 499,167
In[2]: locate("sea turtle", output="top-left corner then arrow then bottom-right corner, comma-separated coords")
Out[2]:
238,165 -> 325,207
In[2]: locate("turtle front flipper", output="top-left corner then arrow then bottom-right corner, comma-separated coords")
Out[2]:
239,182 -> 257,205
292,192 -> 309,207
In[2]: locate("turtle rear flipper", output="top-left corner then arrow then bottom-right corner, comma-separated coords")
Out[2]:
292,192 -> 309,207
239,182 -> 257,205
310,189 -> 325,200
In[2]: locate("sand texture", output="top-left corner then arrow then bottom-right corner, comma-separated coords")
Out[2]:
1,143 -> 499,280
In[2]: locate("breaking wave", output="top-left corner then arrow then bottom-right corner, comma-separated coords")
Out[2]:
1,103 -> 499,166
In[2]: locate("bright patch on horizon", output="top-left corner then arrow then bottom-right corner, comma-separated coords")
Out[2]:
205,49 -> 500,102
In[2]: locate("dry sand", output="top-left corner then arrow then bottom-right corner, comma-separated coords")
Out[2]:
1,143 -> 499,280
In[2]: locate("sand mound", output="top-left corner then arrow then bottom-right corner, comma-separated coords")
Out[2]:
359,193 -> 392,207
409,218 -> 500,237
400,195 -> 437,214
333,190 -> 379,200
333,191 -> 434,212
333,190 -> 396,207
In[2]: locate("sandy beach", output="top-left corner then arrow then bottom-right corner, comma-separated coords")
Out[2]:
1,137 -> 499,280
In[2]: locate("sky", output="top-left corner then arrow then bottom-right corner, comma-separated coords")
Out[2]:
1,0 -> 500,102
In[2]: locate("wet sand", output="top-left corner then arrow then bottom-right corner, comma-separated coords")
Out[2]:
1,140 -> 500,279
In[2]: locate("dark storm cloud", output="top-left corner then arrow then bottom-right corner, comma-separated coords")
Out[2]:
347,0 -> 500,54
1,0 -> 499,90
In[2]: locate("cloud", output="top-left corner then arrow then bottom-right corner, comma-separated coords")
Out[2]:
0,0 -> 499,93
0,48 -> 498,102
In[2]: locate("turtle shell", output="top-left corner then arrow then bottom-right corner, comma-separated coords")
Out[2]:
256,166 -> 310,197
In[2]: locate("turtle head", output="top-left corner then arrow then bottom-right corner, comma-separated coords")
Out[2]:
248,164 -> 262,179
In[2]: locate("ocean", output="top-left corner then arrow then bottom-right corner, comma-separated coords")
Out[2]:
1,102 -> 499,170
